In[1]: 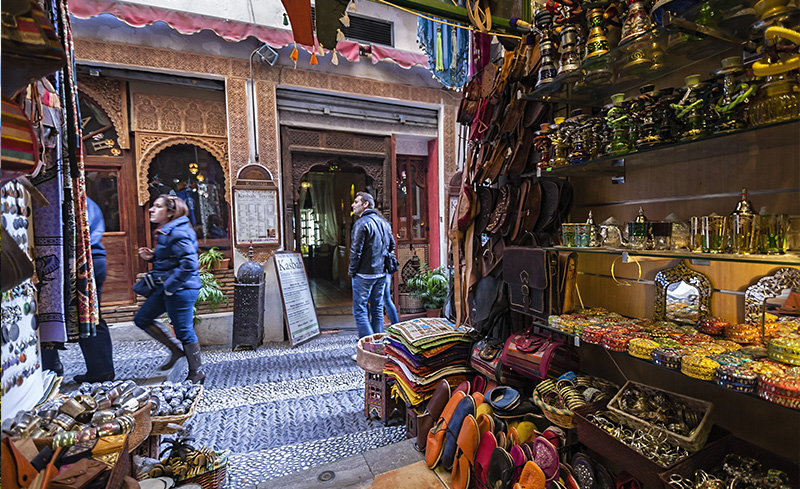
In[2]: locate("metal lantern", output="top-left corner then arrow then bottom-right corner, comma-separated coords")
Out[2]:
232,247 -> 265,351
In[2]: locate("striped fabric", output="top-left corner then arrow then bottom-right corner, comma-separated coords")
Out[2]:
1,96 -> 39,172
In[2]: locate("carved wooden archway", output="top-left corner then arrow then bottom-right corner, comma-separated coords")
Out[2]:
135,132 -> 230,207
280,127 -> 391,249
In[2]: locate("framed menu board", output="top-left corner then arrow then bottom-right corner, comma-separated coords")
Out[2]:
234,188 -> 279,245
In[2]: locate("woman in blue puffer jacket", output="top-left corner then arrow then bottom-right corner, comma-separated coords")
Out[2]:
134,194 -> 205,383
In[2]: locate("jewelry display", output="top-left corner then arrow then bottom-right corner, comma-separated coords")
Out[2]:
587,410 -> 690,467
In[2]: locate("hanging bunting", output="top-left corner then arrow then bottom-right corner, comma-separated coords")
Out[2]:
316,0 -> 351,52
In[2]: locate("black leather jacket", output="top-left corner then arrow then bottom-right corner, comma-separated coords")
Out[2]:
349,209 -> 395,276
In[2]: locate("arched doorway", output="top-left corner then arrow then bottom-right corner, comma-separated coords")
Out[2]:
297,161 -> 371,311
146,144 -> 231,255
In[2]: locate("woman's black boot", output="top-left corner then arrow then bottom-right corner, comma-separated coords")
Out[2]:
184,341 -> 206,384
144,323 -> 185,370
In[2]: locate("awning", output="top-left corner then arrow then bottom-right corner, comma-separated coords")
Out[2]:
68,0 -> 428,69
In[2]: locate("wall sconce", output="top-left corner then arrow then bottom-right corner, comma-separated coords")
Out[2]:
196,174 -> 205,182
189,163 -> 198,175
301,181 -> 311,189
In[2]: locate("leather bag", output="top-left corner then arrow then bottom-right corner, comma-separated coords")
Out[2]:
503,247 -> 579,320
49,458 -> 107,489
132,272 -> 161,298
501,329 -> 566,380
479,235 -> 504,278
510,179 -> 542,244
484,185 -> 512,235
384,251 -> 399,274
1,0 -> 67,97
470,337 -> 526,387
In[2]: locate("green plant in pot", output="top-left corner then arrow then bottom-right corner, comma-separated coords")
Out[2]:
193,270 -> 228,325
198,247 -> 226,270
406,264 -> 449,311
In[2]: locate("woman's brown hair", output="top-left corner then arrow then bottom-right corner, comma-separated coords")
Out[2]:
157,194 -> 189,221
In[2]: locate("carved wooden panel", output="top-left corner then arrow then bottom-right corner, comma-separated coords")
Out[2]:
77,75 -> 130,149
226,78 -> 250,178
135,132 -> 230,207
131,93 -> 226,137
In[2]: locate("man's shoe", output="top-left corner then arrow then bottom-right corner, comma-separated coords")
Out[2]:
351,354 -> 358,362
73,372 -> 115,384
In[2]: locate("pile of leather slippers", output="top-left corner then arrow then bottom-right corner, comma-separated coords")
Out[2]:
420,379 -> 636,489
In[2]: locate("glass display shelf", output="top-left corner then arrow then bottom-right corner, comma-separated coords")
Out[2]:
544,246 -> 800,266
523,118 -> 800,178
528,321 -> 799,412
522,14 -> 741,107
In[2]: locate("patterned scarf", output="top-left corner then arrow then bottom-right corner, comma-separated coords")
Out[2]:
416,9 -> 470,89
57,0 -> 99,339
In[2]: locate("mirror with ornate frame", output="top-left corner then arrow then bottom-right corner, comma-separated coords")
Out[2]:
744,268 -> 800,329
654,261 -> 713,324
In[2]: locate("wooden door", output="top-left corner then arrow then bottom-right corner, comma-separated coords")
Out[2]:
85,157 -> 137,304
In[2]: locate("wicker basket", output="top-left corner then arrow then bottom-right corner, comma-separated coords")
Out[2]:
607,381 -> 714,452
179,464 -> 227,489
150,385 -> 204,436
357,333 -> 388,374
531,389 -> 577,429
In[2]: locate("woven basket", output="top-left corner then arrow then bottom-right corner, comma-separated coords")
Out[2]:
531,389 -> 576,429
357,333 -> 388,374
180,464 -> 227,489
150,385 -> 204,436
607,381 -> 714,452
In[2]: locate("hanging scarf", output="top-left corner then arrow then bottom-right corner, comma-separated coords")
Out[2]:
31,81 -> 67,343
57,0 -> 99,339
417,12 -> 470,89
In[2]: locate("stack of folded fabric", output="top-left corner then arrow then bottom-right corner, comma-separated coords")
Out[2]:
383,318 -> 474,406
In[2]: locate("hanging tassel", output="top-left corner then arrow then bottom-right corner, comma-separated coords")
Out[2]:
435,26 -> 444,72
310,52 -> 318,65
336,29 -> 345,42
317,43 -> 324,57
451,27 -> 458,71
340,11 -> 351,27
331,50 -> 339,65
290,44 -> 299,63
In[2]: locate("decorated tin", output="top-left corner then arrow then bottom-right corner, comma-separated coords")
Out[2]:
682,355 -> 720,381
628,338 -> 660,359
653,347 -> 685,369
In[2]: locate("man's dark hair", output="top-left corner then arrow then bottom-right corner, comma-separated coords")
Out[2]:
357,192 -> 375,209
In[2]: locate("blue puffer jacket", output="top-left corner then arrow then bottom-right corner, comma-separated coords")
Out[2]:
349,209 -> 394,276
150,216 -> 201,293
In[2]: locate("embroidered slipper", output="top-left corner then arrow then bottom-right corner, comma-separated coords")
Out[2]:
571,453 -> 596,489
533,436 -> 560,482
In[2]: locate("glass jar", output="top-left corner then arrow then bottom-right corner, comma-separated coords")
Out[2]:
746,76 -> 800,126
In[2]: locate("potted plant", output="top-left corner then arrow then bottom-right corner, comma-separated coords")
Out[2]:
193,270 -> 229,325
406,264 -> 450,316
198,247 -> 229,270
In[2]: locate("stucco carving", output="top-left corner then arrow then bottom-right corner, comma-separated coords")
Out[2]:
135,132 -> 230,207
131,93 -> 227,137
77,75 -> 130,149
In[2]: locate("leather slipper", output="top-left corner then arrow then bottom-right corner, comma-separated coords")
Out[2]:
451,414 -> 479,489
533,437 -> 560,482
475,431 -> 497,487
488,447 -> 515,489
442,395 -> 476,471
473,374 -> 487,394
595,462 -> 614,489
425,391 -> 466,469
472,391 -> 485,406
510,445 -> 527,483
571,453 -> 596,489
516,421 -> 536,444
508,426 -> 521,447
486,386 -> 521,411
477,402 -> 494,417
418,380 -> 452,451
560,463 -> 580,489
542,425 -> 566,449
477,412 -> 494,435
454,380 -> 471,395
615,471 -> 642,489
496,431 -> 508,451
518,460 -> 546,489
494,399 -> 542,419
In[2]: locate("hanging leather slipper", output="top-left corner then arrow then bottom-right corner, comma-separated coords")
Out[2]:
488,447 -> 515,489
517,460 -> 546,489
425,391 -> 466,469
442,395 -> 477,471
475,431 -> 497,487
533,437 -> 560,482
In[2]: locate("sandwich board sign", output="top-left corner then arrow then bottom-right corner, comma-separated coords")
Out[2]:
271,252 -> 320,346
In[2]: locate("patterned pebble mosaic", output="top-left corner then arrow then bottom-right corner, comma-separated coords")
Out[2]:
59,330 -> 407,489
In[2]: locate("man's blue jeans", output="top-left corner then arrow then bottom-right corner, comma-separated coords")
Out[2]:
134,287 -> 200,344
352,274 -> 386,338
383,273 -> 399,325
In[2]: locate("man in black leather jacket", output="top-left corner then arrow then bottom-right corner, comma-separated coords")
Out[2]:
349,192 -> 394,352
